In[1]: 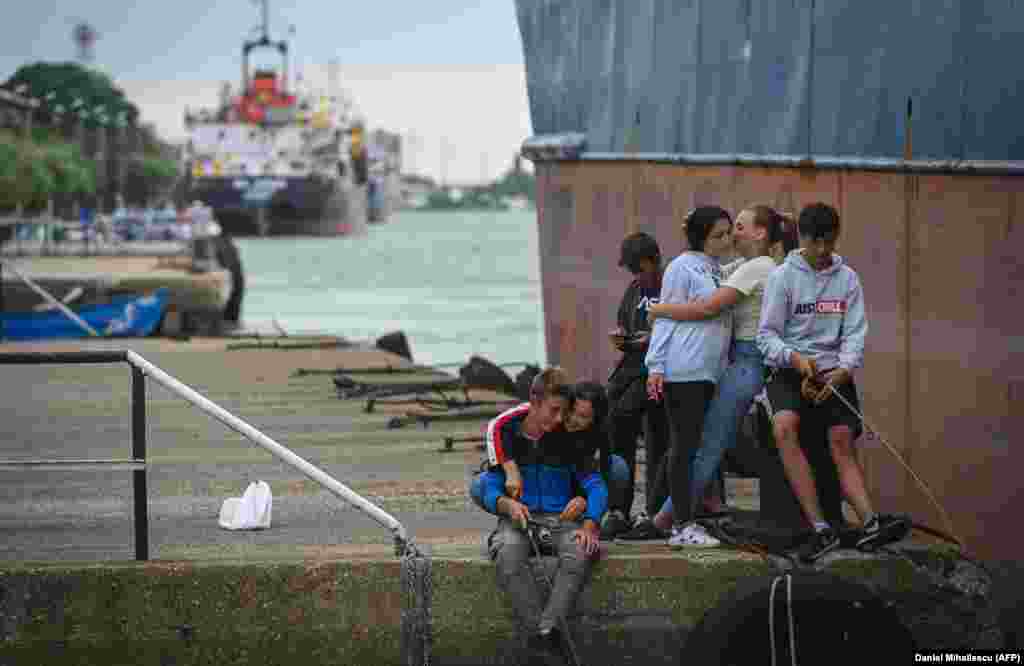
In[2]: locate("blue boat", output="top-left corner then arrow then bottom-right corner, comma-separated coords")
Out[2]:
0,289 -> 169,341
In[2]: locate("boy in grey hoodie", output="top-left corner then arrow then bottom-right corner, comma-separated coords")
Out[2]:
758,202 -> 900,562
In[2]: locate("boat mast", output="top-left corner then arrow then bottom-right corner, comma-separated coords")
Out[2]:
259,0 -> 269,42
242,0 -> 289,95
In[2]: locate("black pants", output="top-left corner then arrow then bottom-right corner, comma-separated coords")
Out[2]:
663,381 -> 716,527
607,378 -> 671,517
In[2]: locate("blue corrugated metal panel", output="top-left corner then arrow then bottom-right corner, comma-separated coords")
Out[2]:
515,0 -> 1024,161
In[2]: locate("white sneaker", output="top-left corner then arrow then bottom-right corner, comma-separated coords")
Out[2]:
668,523 -> 721,549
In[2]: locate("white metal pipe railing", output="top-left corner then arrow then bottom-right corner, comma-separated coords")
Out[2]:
124,350 -> 410,550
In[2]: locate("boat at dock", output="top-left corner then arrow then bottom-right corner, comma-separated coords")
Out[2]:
181,0 -> 400,237
1,214 -> 241,337
0,288 -> 168,341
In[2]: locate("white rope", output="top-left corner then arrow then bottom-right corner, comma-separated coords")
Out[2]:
769,574 -> 798,666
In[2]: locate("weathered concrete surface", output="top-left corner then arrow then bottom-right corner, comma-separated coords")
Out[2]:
0,544 -> 1005,666
0,339 -> 1015,663
0,338 -> 506,563
0,337 -> 757,563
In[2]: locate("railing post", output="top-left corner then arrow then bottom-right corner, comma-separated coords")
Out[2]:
131,364 -> 149,561
1,257 -> 5,341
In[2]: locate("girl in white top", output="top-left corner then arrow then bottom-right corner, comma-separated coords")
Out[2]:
645,205 -> 798,536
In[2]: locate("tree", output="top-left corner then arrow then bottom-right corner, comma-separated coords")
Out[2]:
492,165 -> 535,202
122,155 -> 179,206
2,62 -> 179,210
4,62 -> 139,128
0,130 -> 95,210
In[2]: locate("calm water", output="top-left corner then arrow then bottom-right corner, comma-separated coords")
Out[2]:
233,210 -> 546,367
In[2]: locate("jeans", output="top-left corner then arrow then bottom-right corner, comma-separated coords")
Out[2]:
489,515 -> 594,633
607,379 -> 671,517
658,340 -> 765,518
469,454 -> 630,517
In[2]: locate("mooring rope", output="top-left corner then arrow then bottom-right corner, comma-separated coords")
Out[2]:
400,539 -> 432,665
825,384 -> 963,549
768,574 -> 797,666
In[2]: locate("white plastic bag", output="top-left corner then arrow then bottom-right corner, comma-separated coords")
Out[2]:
218,480 -> 273,530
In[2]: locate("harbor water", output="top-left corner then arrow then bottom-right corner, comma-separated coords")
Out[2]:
234,209 -> 546,367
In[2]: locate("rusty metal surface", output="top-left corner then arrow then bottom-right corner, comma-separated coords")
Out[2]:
534,161 -> 1023,562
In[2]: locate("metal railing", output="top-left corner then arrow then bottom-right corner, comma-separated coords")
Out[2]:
0,351 -> 150,559
0,350 -> 413,560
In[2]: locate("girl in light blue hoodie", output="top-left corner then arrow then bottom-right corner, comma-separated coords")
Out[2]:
644,206 -> 734,548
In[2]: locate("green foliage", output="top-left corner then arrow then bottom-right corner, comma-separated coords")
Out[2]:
418,163 -> 535,211
121,155 -> 178,206
3,61 -> 179,209
424,189 -> 462,210
139,155 -> 178,181
492,168 -> 535,202
42,140 -> 96,195
0,130 -> 96,210
4,61 -> 139,128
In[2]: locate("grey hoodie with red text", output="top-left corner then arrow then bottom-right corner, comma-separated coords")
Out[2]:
757,250 -> 868,373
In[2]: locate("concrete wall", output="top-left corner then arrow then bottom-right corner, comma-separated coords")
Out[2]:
0,549 -> 990,664
534,160 -> 1023,563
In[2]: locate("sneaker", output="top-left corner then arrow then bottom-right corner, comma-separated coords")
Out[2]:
695,504 -> 735,520
615,515 -> 668,543
797,528 -> 840,563
668,523 -> 721,549
599,510 -> 631,541
528,626 -> 567,661
855,514 -> 911,551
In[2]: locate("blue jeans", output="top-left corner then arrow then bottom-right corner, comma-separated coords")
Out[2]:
658,341 -> 764,517
469,454 -> 631,516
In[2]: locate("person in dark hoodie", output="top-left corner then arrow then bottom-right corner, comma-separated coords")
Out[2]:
601,232 -> 673,540
757,202 -> 902,563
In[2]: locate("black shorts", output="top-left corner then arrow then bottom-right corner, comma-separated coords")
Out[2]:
765,368 -> 863,438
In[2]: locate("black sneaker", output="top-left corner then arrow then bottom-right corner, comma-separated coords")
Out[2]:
528,626 -> 566,662
797,528 -> 840,563
599,510 -> 631,541
856,514 -> 911,552
615,516 -> 668,543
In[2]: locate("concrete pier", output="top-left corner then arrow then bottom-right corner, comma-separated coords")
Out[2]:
0,339 -> 1014,663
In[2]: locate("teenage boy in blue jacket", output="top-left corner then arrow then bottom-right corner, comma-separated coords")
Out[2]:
758,202 -> 901,563
477,367 -> 606,656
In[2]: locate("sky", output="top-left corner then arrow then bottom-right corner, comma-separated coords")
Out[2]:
1,1 -> 534,184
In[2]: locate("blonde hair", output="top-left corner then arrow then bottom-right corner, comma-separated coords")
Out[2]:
529,366 -> 569,401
